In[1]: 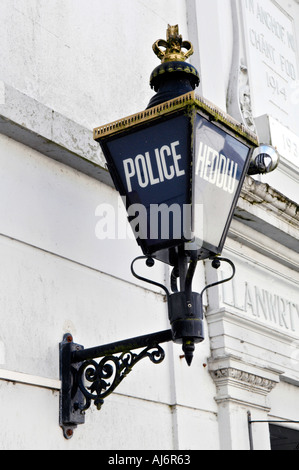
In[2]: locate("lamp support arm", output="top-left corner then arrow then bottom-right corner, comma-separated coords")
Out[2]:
59,329 -> 172,439
59,254 -> 236,439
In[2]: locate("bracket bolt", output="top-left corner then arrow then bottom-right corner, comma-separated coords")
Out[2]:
212,259 -> 221,269
146,257 -> 155,268
66,428 -> 73,438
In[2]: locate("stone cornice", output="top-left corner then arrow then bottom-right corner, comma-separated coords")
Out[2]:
235,176 -> 299,253
0,82 -> 112,187
211,367 -> 277,393
208,356 -> 281,409
240,176 -> 299,226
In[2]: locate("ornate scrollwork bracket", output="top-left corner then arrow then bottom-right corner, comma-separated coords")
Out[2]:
59,255 -> 236,439
76,344 -> 166,412
59,330 -> 172,439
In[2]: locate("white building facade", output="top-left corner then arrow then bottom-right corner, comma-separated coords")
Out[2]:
0,0 -> 298,450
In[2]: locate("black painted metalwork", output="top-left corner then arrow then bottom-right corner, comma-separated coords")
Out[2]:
59,253 -> 236,438
130,253 -> 236,367
59,329 -> 172,439
76,343 -> 166,411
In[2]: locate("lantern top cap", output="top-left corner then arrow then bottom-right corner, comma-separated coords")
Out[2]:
153,24 -> 194,63
93,91 -> 259,146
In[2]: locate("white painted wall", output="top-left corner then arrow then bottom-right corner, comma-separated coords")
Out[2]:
0,0 -> 298,451
0,131 -> 219,449
0,0 -> 188,129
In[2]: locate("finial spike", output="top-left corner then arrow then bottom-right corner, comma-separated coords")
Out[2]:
182,340 -> 195,366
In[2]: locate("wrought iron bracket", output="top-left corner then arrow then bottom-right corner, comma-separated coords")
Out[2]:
59,254 -> 236,439
59,329 -> 172,439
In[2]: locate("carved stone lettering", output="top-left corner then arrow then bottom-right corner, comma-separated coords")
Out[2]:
241,0 -> 299,135
221,276 -> 299,334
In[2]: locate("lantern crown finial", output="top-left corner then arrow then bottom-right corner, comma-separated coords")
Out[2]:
148,24 -> 199,107
153,24 -> 194,63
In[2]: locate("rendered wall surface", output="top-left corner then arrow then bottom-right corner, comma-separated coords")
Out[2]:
0,0 -> 298,451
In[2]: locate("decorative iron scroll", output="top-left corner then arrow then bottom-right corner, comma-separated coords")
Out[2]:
75,344 -> 166,411
59,256 -> 236,438
60,330 -> 172,438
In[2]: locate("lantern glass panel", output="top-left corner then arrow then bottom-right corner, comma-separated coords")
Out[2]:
192,113 -> 251,254
104,112 -> 192,255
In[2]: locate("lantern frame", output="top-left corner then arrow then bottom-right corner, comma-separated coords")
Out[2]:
94,91 -> 258,264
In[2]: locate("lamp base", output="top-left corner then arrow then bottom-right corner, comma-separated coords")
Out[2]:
168,291 -> 204,366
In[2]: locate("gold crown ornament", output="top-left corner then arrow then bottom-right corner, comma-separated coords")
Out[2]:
148,24 -> 200,107
152,24 -> 194,63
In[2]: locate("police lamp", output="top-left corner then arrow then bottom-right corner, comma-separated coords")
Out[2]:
93,26 -> 260,366
95,94 -> 258,262
59,25 -> 279,438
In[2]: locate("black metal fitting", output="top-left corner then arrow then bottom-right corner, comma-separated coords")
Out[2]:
59,254 -> 235,438
147,61 -> 200,108
59,329 -> 172,439
168,291 -> 204,366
